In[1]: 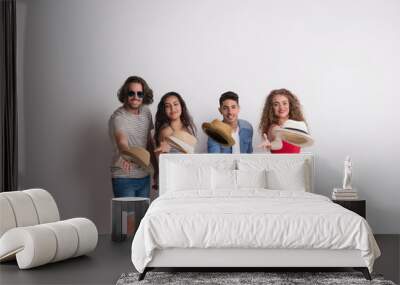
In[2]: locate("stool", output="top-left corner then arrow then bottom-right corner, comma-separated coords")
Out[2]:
111,197 -> 149,242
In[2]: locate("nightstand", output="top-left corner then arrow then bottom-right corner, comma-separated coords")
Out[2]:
332,199 -> 366,219
111,197 -> 150,242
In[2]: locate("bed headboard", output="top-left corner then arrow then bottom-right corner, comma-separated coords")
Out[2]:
159,153 -> 314,195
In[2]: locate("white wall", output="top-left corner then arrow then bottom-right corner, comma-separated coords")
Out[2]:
17,0 -> 400,234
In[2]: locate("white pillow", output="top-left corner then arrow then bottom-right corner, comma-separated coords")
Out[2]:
237,159 -> 309,192
266,165 -> 306,191
212,168 -> 237,191
237,169 -> 268,189
167,163 -> 212,191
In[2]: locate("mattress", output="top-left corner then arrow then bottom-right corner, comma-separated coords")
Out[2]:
131,190 -> 380,273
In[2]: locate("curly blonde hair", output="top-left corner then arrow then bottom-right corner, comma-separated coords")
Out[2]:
258,89 -> 305,134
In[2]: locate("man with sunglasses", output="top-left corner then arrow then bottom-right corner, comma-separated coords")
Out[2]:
207,91 -> 253,153
108,76 -> 156,198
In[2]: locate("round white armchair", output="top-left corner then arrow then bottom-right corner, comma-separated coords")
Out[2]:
0,189 -> 98,269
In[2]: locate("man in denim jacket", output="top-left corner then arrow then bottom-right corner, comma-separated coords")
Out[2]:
207,91 -> 253,153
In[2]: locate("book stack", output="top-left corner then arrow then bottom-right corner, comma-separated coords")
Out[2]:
332,188 -> 358,200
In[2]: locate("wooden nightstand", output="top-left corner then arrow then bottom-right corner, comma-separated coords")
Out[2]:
332,199 -> 366,219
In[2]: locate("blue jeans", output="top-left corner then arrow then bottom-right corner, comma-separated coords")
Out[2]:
112,176 -> 150,198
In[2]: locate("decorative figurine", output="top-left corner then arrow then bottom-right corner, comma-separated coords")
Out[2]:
342,156 -> 353,190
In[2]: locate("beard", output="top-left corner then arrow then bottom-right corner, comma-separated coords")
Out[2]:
126,99 -> 142,110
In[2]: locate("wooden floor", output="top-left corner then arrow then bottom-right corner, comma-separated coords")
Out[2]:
0,235 -> 398,285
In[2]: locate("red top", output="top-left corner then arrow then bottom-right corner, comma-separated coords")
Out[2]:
271,140 -> 301,154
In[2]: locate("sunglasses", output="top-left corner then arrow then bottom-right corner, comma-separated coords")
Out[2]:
127,91 -> 144,99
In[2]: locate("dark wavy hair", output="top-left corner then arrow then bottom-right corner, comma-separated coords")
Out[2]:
117,76 -> 153,105
258,88 -> 305,134
154,92 -> 197,146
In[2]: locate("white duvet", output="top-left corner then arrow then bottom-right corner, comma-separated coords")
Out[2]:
131,190 -> 380,273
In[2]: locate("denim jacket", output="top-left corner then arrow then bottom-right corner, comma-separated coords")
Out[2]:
207,119 -> 253,153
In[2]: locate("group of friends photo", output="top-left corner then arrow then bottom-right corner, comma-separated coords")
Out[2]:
109,76 -> 314,199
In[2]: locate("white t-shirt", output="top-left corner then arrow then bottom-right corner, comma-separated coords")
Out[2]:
232,127 -> 240,154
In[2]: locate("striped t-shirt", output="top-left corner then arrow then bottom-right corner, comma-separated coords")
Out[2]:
109,106 -> 153,178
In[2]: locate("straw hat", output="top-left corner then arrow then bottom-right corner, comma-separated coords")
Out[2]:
202,119 -> 235,147
121,146 -> 150,168
165,130 -> 197,154
274,120 -> 314,147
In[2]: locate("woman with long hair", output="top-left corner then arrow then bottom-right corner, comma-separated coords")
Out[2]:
154,92 -> 197,153
258,88 -> 306,153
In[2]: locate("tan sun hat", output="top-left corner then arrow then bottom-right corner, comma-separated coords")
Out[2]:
121,146 -> 150,168
274,119 -> 314,147
165,130 -> 197,154
202,119 -> 235,147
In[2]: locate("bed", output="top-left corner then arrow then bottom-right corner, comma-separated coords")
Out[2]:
131,154 -> 380,280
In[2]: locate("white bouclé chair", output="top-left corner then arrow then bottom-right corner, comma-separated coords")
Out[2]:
0,189 -> 98,269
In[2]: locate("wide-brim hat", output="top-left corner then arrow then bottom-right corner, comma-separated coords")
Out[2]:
121,146 -> 150,169
202,119 -> 235,147
165,130 -> 197,154
274,119 -> 314,147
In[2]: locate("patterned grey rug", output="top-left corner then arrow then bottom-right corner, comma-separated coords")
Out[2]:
116,271 -> 396,285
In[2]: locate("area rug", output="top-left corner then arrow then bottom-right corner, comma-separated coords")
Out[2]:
116,271 -> 396,285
